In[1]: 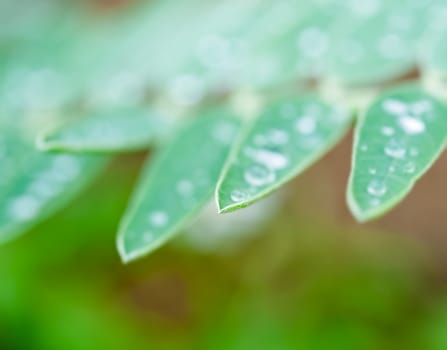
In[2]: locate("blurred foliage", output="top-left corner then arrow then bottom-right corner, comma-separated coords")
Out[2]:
3,0 -> 447,260
0,157 -> 446,349
3,1 -> 447,348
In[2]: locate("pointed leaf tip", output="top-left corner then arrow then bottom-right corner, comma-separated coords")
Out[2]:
38,106 -> 165,153
117,109 -> 242,262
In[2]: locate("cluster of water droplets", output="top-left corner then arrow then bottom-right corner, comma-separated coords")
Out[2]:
229,125 -> 291,203
358,96 -> 435,208
229,100 -> 345,205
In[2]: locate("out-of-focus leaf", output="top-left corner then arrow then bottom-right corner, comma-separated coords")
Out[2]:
117,109 -> 241,262
38,106 -> 166,153
156,0 -> 267,103
239,2 -> 332,89
347,85 -> 447,222
419,2 -> 447,93
327,1 -> 428,85
0,123 -> 106,243
216,96 -> 351,213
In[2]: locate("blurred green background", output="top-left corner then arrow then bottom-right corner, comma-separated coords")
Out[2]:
3,147 -> 447,350
3,0 -> 447,349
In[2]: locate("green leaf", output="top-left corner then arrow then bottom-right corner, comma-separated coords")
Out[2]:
239,2 -> 332,89
419,4 -> 447,78
347,85 -> 447,222
37,106 -> 166,153
327,1 -> 427,85
117,109 -> 241,262
0,127 -> 106,244
216,96 -> 352,213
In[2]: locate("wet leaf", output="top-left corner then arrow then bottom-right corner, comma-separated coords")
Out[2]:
348,85 -> 447,221
0,125 -> 106,243
38,106 -> 166,153
117,108 -> 241,262
216,96 -> 351,213
327,1 -> 427,85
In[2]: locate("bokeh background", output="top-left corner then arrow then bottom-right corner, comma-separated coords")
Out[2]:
3,1 -> 447,349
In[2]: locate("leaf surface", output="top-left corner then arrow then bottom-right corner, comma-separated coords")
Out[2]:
0,125 -> 106,243
117,109 -> 241,262
38,106 -> 166,152
216,96 -> 351,213
348,85 -> 447,221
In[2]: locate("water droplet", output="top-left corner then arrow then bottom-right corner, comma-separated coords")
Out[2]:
230,190 -> 249,203
367,180 -> 387,197
403,162 -> 416,174
8,195 -> 40,221
398,116 -> 425,134
244,164 -> 275,187
296,116 -> 316,135
368,168 -> 377,175
177,180 -> 194,196
389,165 -> 395,173
384,139 -> 406,159
383,99 -> 407,115
381,126 -> 395,136
244,148 -> 289,170
149,211 -> 169,227
360,144 -> 368,152
29,178 -> 59,199
267,129 -> 289,145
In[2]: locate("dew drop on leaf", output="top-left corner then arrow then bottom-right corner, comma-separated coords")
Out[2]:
8,195 -> 41,222
295,116 -> 316,135
398,115 -> 425,134
176,180 -> 194,197
384,139 -> 406,159
381,126 -> 395,136
244,164 -> 276,187
367,180 -> 387,197
244,147 -> 289,170
149,211 -> 169,227
403,161 -> 416,174
382,99 -> 407,115
230,190 -> 249,203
